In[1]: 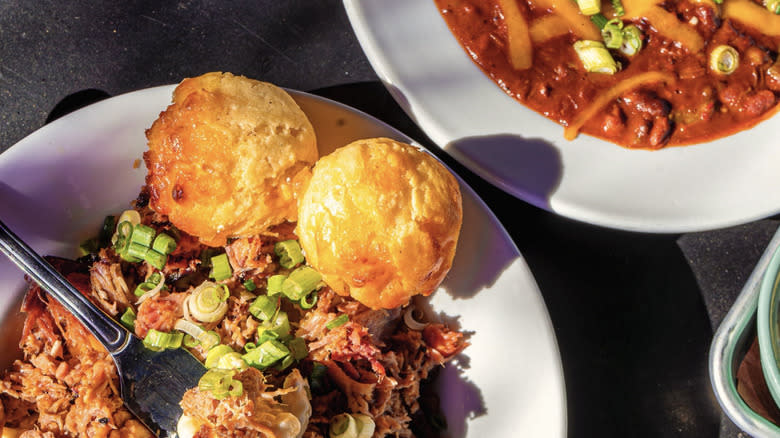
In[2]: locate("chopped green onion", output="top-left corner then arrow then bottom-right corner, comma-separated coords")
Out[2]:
210,253 -> 232,281
127,242 -> 150,261
258,311 -> 291,339
120,307 -> 136,331
188,281 -> 229,323
355,414 -> 376,438
134,281 -> 157,297
134,273 -> 166,301
244,342 -> 257,351
256,327 -> 281,344
287,337 -> 308,361
299,290 -> 318,310
199,331 -> 221,350
573,40 -> 620,74
709,45 -> 740,75
590,13 -> 608,29
216,351 -> 248,371
227,379 -> 243,397
144,249 -> 167,270
275,354 -> 295,371
198,369 -> 243,399
243,279 -> 257,291
183,334 -> 200,348
282,267 -> 322,300
326,314 -> 349,330
620,25 -> 643,56
112,210 -> 141,245
601,19 -> 624,49
267,274 -> 286,296
205,344 -> 236,369
131,224 -> 156,247
148,271 -> 163,285
767,0 -> 780,13
152,233 -> 177,255
143,329 -> 183,351
330,414 -> 358,438
249,295 -> 277,321
242,339 -> 290,369
275,240 -> 305,269
611,0 -> 625,16
575,0 -> 601,15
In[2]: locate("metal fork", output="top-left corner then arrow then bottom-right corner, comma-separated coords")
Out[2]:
0,219 -> 206,437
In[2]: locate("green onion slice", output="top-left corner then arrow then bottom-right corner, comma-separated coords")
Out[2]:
299,289 -> 318,309
134,273 -> 166,303
274,240 -> 305,269
611,0 -> 626,16
590,13 -> 608,29
249,295 -> 277,321
143,329 -> 183,351
282,266 -> 322,301
198,369 -> 243,399
709,45 -> 739,75
111,210 -> 141,245
119,307 -> 136,331
131,224 -> 156,247
144,249 -> 167,270
287,337 -> 308,361
152,233 -> 177,255
267,274 -> 286,296
601,19 -> 624,49
186,281 -> 229,323
216,351 -> 248,371
209,253 -> 233,281
326,314 -> 349,330
330,414 -> 358,438
575,0 -> 601,15
243,278 -> 257,291
353,414 -> 376,438
242,339 -> 290,369
258,311 -> 291,339
620,25 -> 643,56
573,40 -> 620,74
205,344 -> 236,369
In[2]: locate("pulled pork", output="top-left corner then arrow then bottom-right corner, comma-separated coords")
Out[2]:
0,211 -> 469,437
0,258 -> 152,438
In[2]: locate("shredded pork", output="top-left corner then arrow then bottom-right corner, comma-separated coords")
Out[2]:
0,208 -> 468,437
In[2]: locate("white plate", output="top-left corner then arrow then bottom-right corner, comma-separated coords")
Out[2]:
0,85 -> 566,438
343,0 -> 780,233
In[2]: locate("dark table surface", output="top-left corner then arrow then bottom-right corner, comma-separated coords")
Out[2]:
0,1 -> 777,437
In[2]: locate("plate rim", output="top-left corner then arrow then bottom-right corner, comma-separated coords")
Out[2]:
343,0 -> 780,233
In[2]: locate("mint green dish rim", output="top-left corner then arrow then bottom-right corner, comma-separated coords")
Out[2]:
710,226 -> 780,437
757,242 -> 780,411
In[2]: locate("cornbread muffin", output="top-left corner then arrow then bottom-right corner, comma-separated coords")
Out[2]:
296,138 -> 462,310
144,72 -> 317,246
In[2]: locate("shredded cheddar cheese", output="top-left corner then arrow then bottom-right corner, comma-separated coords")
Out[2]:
625,5 -> 704,52
723,0 -> 780,36
534,0 -> 601,40
499,0 -> 533,69
564,71 -> 676,140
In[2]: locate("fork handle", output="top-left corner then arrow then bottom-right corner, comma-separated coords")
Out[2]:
0,219 -> 130,353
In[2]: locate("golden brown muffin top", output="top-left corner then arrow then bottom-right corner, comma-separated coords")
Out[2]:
144,72 -> 317,246
296,138 -> 462,310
